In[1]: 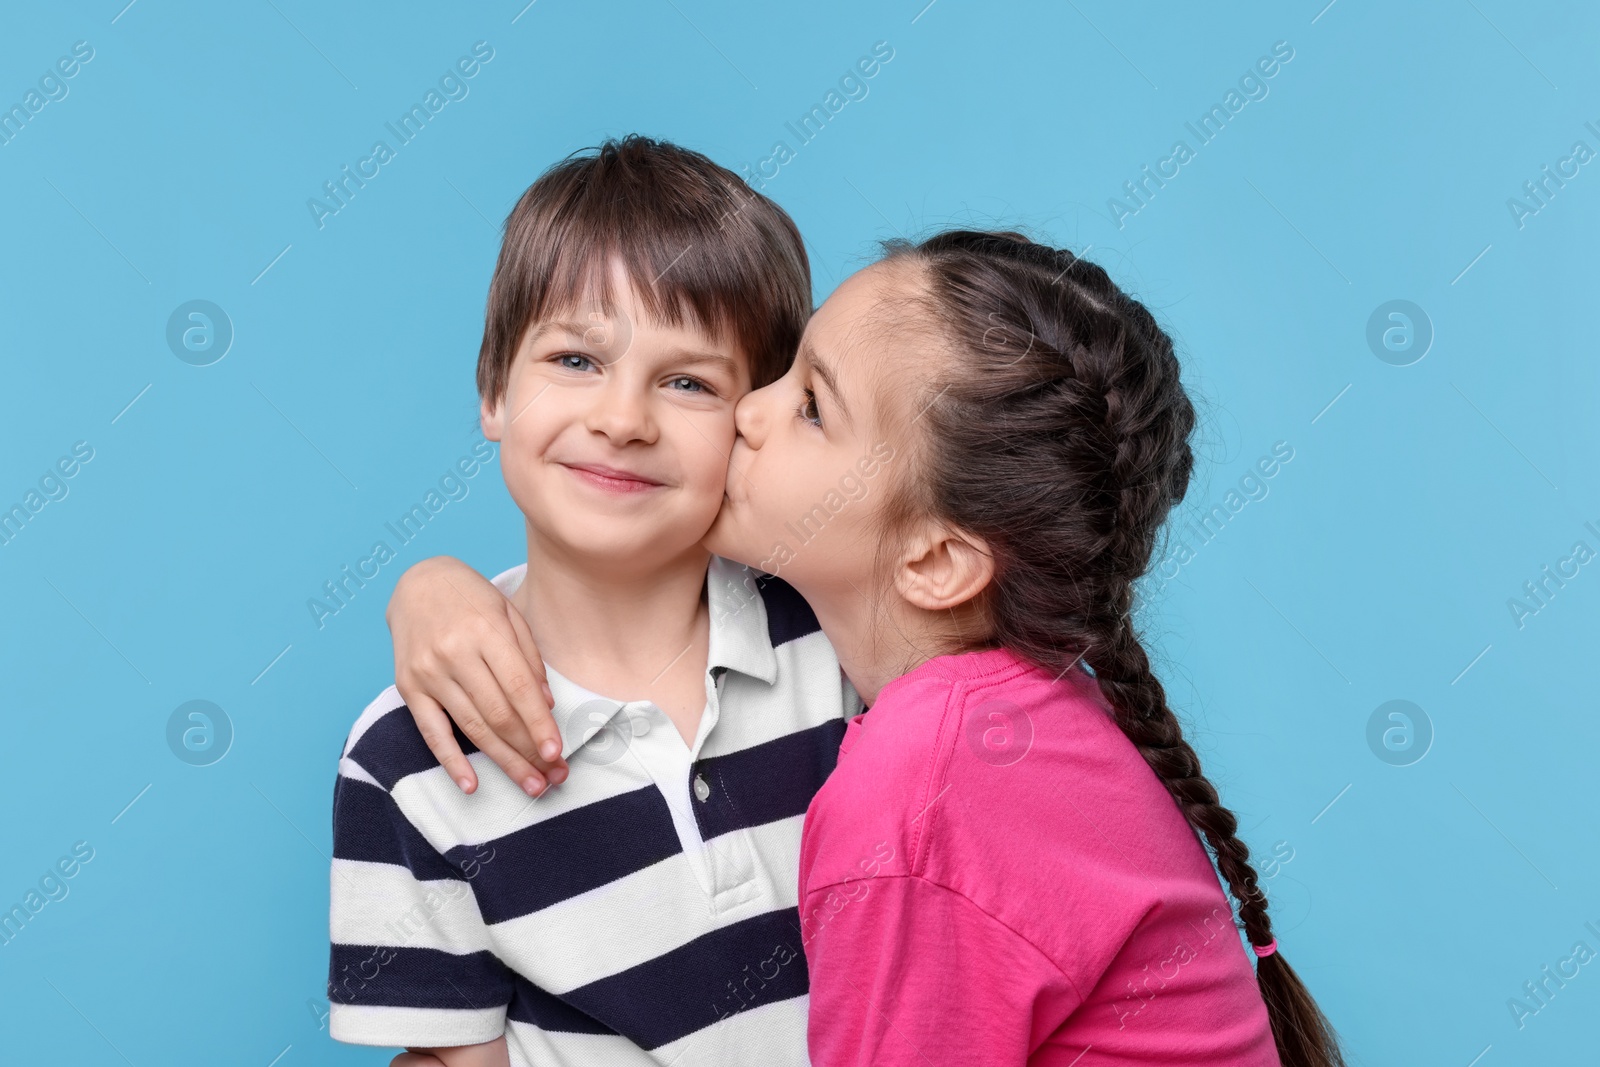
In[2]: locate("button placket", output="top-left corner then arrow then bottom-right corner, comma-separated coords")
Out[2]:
680,672 -> 758,910
691,762 -> 759,909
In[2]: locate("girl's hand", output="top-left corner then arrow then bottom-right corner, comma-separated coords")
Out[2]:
391,1035 -> 511,1067
387,555 -> 567,796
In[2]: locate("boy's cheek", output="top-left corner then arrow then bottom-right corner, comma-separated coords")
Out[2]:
494,439 -> 551,508
678,409 -> 740,476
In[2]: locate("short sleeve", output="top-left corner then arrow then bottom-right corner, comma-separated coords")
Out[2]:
802,874 -> 1081,1067
328,763 -> 514,1047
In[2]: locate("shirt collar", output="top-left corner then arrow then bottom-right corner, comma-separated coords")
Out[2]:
704,554 -> 779,686
492,557 -> 779,762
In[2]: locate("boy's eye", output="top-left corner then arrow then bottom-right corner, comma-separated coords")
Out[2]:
555,352 -> 594,372
668,375 -> 708,394
798,387 -> 821,427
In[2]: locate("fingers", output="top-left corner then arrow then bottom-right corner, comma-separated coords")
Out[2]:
450,652 -> 544,770
504,599 -> 553,708
400,692 -> 482,796
429,578 -> 566,784
499,602 -> 568,783
431,676 -> 549,798
385,554 -> 568,796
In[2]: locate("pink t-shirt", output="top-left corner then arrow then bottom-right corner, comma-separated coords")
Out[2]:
798,647 -> 1280,1066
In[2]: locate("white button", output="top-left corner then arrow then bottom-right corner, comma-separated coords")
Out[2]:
693,774 -> 711,802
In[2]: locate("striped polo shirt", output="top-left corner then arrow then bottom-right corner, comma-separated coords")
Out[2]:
328,555 -> 859,1065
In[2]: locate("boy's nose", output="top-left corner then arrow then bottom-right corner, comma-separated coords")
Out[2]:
586,383 -> 656,444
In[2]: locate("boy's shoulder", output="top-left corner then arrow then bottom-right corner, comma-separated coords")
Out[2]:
342,683 -> 407,757
339,684 -> 474,795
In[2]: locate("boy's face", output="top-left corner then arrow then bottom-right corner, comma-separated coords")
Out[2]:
483,259 -> 751,574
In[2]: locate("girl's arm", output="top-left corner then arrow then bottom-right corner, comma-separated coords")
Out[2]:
801,875 -> 1078,1066
391,1036 -> 511,1067
387,555 -> 567,796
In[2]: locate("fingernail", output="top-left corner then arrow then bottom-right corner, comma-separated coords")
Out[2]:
457,777 -> 474,794
548,766 -> 567,786
522,776 -> 544,797
540,739 -> 560,761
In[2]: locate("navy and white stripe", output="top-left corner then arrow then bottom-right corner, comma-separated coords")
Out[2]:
329,556 -> 858,1064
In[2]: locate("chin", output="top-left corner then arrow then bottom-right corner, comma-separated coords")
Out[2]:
702,514 -> 756,568
701,515 -> 731,559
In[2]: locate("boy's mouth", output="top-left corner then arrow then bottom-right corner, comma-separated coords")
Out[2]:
561,462 -> 665,494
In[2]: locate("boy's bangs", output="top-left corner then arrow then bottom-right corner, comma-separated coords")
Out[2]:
524,230 -> 730,348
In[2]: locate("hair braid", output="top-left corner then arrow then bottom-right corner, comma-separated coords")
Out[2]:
883,229 -> 1346,1067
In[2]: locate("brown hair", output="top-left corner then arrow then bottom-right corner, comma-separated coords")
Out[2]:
878,229 -> 1346,1067
477,135 -> 811,402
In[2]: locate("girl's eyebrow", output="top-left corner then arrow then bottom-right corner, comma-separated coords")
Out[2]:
802,340 -> 853,427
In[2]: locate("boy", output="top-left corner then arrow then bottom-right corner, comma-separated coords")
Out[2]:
329,137 -> 859,1065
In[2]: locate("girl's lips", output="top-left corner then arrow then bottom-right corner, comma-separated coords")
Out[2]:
563,463 -> 664,494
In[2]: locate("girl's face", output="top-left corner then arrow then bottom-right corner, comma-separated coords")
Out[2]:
705,262 -> 922,600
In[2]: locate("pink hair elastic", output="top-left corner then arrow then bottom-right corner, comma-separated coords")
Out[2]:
1252,939 -> 1278,959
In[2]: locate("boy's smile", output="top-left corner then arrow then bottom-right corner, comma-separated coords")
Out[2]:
561,461 -> 666,494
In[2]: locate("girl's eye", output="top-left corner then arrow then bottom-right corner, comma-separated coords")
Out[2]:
555,353 -> 594,372
798,387 -> 821,427
668,376 -> 707,394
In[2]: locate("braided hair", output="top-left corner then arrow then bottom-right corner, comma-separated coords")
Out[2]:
876,230 -> 1345,1067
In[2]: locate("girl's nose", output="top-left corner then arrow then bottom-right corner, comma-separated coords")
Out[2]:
733,381 -> 775,450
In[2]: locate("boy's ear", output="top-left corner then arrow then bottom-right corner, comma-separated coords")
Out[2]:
895,522 -> 994,612
480,392 -> 505,442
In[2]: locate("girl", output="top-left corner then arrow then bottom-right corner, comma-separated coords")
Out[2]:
385,231 -> 1345,1066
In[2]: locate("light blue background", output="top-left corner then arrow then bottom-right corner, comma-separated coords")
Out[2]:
2,0 -> 1597,1063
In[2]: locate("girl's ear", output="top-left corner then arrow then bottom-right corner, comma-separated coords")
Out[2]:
895,523 -> 994,612
481,391 -> 506,442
